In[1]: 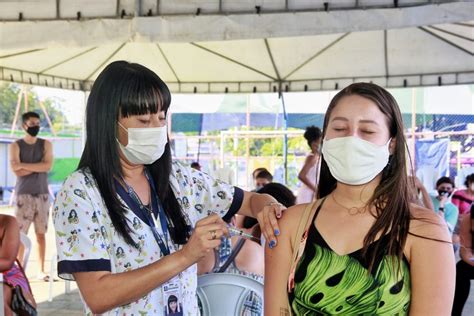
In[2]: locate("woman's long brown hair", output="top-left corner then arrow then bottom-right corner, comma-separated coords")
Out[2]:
317,82 -> 411,272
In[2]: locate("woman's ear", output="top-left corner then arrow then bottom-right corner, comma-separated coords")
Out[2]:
389,138 -> 396,155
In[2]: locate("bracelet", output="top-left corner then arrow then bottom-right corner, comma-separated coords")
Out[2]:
267,202 -> 282,207
438,207 -> 445,211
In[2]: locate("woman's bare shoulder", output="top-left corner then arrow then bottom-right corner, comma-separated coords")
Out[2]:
0,214 -> 19,227
408,203 -> 451,243
279,204 -> 309,229
279,201 -> 323,244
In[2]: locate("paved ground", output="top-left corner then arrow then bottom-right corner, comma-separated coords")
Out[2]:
1,205 -> 473,315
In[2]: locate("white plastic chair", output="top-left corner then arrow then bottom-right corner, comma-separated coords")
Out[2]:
0,273 -> 4,316
48,253 -> 72,302
19,232 -> 32,270
197,273 -> 264,316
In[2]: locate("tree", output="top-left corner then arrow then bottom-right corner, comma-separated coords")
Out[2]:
0,83 -> 68,132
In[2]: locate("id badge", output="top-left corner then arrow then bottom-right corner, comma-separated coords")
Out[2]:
162,277 -> 184,316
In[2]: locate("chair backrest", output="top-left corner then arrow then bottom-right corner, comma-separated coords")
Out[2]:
20,232 -> 32,270
197,273 -> 264,316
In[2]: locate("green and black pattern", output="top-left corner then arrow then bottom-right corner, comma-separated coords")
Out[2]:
289,204 -> 411,315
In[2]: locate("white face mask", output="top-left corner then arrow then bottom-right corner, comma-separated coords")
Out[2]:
321,136 -> 391,185
117,122 -> 168,165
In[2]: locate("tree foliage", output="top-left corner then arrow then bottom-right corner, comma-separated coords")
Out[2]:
0,83 -> 68,131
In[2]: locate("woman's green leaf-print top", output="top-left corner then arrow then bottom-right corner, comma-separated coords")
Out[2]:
290,202 -> 411,315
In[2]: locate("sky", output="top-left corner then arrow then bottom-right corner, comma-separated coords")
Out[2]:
33,86 -> 87,125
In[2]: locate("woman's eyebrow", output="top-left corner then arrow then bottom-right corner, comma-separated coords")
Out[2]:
330,116 -> 349,122
359,119 -> 379,125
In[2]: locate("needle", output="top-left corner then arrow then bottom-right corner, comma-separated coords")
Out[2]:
227,226 -> 260,242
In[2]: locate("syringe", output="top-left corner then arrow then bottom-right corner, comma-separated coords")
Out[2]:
227,226 -> 260,242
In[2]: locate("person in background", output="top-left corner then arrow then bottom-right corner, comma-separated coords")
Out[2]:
1,214 -> 36,316
198,183 -> 295,277
198,182 -> 296,316
255,170 -> 273,191
8,111 -> 53,281
297,126 -> 322,204
251,168 -> 269,191
429,177 -> 459,238
265,82 -> 454,315
452,204 -> 474,316
243,183 -> 297,246
451,173 -> 474,253
0,214 -> 20,316
53,61 -> 283,315
452,173 -> 474,216
190,162 -> 201,171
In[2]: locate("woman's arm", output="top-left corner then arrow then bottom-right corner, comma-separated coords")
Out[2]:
19,140 -> 53,173
413,177 -> 435,211
75,249 -> 193,314
75,214 -> 226,314
0,215 -> 20,272
407,206 -> 455,315
298,155 -> 317,192
264,204 -> 305,316
8,142 -> 33,177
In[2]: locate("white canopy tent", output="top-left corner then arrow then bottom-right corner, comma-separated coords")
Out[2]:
0,0 -> 473,93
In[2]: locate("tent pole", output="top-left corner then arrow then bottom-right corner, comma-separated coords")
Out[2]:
279,88 -> 288,185
246,95 -> 250,187
10,87 -> 23,136
411,88 -> 417,172
81,91 -> 87,150
23,90 -> 28,112
220,132 -> 224,169
39,100 -> 56,136
197,113 -> 203,163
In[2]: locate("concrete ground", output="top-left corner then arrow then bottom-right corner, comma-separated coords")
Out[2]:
1,205 -> 473,315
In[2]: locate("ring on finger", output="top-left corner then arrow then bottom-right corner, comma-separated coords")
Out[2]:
209,230 -> 217,240
267,202 -> 282,207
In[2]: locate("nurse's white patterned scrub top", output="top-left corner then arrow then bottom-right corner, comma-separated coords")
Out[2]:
53,161 -> 243,315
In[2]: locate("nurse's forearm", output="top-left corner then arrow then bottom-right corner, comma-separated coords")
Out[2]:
74,249 -> 194,314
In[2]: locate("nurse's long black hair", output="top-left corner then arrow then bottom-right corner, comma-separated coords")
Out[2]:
78,61 -> 190,247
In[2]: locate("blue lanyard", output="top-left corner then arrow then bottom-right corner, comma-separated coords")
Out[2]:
115,172 -> 171,256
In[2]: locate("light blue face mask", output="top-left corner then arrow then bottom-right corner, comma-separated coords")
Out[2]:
321,136 -> 391,185
117,122 -> 168,165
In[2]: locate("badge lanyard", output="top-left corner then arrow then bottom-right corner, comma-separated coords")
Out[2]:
116,171 -> 171,256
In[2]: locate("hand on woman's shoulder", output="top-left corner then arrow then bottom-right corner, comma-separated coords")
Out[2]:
277,201 -> 321,245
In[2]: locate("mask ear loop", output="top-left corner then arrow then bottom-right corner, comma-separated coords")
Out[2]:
116,122 -> 130,148
117,121 -> 128,133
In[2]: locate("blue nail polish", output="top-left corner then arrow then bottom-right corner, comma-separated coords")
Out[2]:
269,240 -> 276,248
274,229 -> 280,236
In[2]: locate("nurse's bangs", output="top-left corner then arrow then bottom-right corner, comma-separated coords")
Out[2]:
119,69 -> 171,118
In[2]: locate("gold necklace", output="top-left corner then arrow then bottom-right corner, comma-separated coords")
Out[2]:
330,192 -> 368,215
